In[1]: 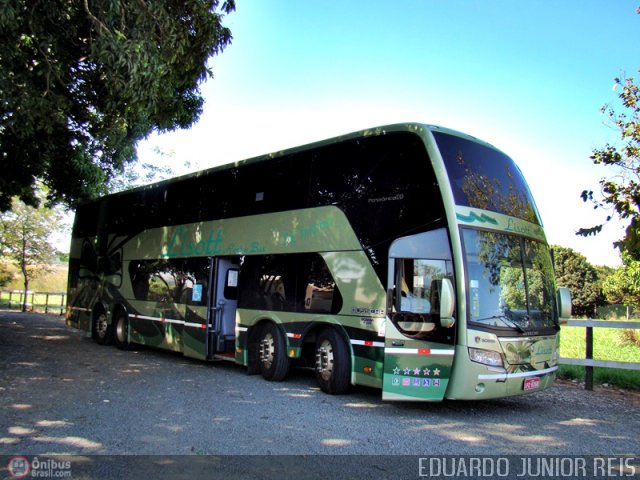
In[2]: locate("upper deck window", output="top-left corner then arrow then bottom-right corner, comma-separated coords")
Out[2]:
433,132 -> 542,225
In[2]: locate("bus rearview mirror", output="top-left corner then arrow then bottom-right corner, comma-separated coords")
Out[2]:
557,287 -> 572,320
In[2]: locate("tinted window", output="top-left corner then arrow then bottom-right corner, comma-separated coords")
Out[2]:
310,133 -> 444,280
238,253 -> 342,314
223,269 -> 239,300
74,131 -> 444,286
397,258 -> 450,315
462,229 -> 557,331
68,259 -> 80,289
434,132 -> 541,225
128,258 -> 210,305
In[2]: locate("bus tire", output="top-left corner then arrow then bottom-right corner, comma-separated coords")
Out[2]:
315,328 -> 351,395
114,311 -> 132,350
258,322 -> 290,381
92,311 -> 113,346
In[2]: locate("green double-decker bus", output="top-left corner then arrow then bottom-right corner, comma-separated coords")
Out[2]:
65,123 -> 571,401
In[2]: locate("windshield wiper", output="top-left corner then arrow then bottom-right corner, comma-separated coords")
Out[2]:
473,314 -> 526,333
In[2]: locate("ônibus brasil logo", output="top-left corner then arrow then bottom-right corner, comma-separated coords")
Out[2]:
7,456 -> 30,478
7,456 -> 72,478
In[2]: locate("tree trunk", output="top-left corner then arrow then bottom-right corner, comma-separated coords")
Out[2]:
21,276 -> 28,312
21,233 -> 28,312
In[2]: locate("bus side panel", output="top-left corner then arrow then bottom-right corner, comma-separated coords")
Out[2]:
381,321 -> 454,401
120,291 -> 179,352
65,238 -> 95,333
182,306 -> 209,360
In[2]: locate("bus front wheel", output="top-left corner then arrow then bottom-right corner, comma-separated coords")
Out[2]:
315,328 -> 351,395
258,322 -> 290,381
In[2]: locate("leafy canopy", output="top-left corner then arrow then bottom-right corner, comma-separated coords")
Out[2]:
578,8 -> 640,307
551,245 -> 604,317
579,70 -> 640,258
0,0 -> 234,211
602,252 -> 640,306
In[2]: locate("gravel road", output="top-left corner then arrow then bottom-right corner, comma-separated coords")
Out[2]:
1,311 -> 639,478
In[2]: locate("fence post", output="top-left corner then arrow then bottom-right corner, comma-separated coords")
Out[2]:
585,319 -> 594,391
45,293 -> 49,314
60,293 -> 65,315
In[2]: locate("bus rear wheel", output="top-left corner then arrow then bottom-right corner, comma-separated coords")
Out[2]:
92,311 -> 113,346
315,328 -> 351,394
114,312 -> 132,350
258,322 -> 290,381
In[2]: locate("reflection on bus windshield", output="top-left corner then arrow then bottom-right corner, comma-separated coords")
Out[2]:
462,229 -> 557,331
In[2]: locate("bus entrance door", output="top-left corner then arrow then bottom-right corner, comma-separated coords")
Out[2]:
382,230 -> 456,401
207,257 -> 240,358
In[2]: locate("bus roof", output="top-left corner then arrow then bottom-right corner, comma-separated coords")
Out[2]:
88,122 -> 500,205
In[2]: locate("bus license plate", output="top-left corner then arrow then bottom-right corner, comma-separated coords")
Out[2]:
523,377 -> 541,390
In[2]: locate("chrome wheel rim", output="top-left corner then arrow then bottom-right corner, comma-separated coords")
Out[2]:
116,316 -> 126,343
95,313 -> 108,339
316,339 -> 334,381
259,332 -> 275,369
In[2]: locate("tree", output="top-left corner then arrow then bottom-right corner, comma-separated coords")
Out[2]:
551,245 -> 604,317
579,68 -> 640,257
109,147 -> 177,194
0,197 -> 64,311
0,1 -> 234,211
602,253 -> 640,318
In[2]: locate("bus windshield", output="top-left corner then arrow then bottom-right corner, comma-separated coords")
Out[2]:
462,229 -> 558,332
434,131 -> 542,225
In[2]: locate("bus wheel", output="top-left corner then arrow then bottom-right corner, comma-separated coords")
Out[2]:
92,311 -> 113,346
258,323 -> 290,381
114,312 -> 132,350
315,328 -> 351,395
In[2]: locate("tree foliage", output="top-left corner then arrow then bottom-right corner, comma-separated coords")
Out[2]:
0,0 -> 234,211
0,197 -> 64,311
0,260 -> 15,288
552,245 -> 604,317
579,68 -> 640,259
602,253 -> 640,308
109,148 -> 176,194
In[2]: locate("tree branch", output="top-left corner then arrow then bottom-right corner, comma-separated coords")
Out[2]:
83,0 -> 110,34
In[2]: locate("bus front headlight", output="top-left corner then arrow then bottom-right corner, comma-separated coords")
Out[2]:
469,347 -> 503,367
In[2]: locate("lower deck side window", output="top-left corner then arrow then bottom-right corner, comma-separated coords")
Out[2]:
128,258 -> 210,306
238,253 -> 342,314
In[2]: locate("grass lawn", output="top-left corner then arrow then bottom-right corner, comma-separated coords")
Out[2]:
559,322 -> 640,390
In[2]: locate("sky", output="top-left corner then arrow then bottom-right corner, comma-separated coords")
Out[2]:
137,0 -> 640,267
